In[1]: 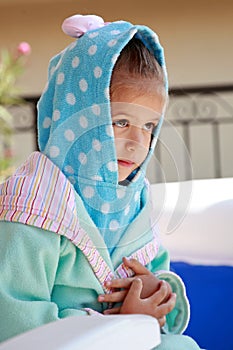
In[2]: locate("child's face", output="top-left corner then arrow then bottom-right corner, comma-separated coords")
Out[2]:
111,90 -> 165,182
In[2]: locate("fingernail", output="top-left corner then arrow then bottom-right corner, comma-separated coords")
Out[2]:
105,281 -> 111,287
134,277 -> 141,283
98,295 -> 105,302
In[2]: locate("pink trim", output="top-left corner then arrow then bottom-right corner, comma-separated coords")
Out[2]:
115,237 -> 159,278
0,152 -> 114,292
0,152 -> 159,294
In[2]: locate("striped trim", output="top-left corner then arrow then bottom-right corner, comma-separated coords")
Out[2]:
71,226 -> 114,292
115,237 -> 159,278
0,152 -> 114,293
0,152 -> 159,293
0,153 -> 78,235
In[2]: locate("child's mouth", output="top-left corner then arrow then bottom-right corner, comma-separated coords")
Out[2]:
118,159 -> 135,168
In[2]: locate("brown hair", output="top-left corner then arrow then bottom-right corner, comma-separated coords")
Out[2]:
110,36 -> 167,100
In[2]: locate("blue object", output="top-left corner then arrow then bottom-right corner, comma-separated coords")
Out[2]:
37,20 -> 167,254
171,262 -> 233,350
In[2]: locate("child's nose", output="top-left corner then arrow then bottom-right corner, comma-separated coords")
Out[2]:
128,125 -> 143,143
126,126 -> 143,151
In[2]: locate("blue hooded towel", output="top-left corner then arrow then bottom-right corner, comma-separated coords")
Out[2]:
37,17 -> 167,253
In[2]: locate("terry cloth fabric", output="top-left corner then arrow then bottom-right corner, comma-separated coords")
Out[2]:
0,17 -> 198,347
37,19 -> 167,253
0,151 -> 160,293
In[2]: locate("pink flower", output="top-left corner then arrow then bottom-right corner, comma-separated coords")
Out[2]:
17,42 -> 31,56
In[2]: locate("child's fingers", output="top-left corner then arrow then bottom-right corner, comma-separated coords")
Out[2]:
159,281 -> 173,304
157,316 -> 166,328
165,281 -> 172,296
150,280 -> 170,306
105,277 -> 133,289
98,290 -> 127,303
123,257 -> 150,275
103,307 -> 121,315
125,278 -> 143,301
155,293 -> 177,318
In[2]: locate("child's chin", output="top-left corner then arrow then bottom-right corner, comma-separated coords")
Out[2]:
118,170 -> 134,183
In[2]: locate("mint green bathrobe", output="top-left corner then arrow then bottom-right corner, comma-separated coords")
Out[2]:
0,16 -> 200,349
0,153 -> 199,349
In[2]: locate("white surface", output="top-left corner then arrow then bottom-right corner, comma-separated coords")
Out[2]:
0,315 -> 160,350
151,177 -> 233,266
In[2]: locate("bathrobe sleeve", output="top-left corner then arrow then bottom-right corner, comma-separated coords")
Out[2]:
147,244 -> 190,334
0,221 -> 101,343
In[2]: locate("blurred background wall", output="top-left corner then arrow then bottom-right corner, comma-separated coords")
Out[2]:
1,0 -> 233,94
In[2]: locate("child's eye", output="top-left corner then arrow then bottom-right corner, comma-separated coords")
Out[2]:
113,119 -> 129,128
143,122 -> 155,132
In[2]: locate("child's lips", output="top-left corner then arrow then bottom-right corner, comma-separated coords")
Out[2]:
118,159 -> 135,168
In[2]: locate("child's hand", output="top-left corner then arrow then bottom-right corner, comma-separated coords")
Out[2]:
122,257 -> 168,298
100,279 -> 176,327
98,257 -> 175,327
103,278 -> 176,327
99,257 -> 172,300
120,278 -> 176,327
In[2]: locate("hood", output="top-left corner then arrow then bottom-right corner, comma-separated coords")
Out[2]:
37,16 -> 167,252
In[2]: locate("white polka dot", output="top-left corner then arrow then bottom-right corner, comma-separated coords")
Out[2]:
66,93 -> 76,105
57,72 -> 65,85
111,30 -> 121,35
107,161 -> 117,172
53,110 -> 60,121
111,54 -> 119,65
108,39 -> 117,47
78,152 -> 87,165
88,45 -> 97,55
106,125 -> 113,137
124,205 -> 130,216
49,146 -> 60,158
43,117 -> 51,129
72,56 -> 80,68
109,220 -> 119,231
104,87 -> 110,100
92,104 -> 101,116
79,115 -> 88,128
88,32 -> 99,38
92,139 -> 101,151
94,66 -> 102,78
101,203 -> 110,214
79,79 -> 88,92
117,188 -> 126,199
64,129 -> 75,141
65,165 -> 74,174
83,186 -> 94,198
134,191 -> 140,202
91,175 -> 103,181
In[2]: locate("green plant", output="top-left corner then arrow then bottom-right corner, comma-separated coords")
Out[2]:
0,42 -> 31,181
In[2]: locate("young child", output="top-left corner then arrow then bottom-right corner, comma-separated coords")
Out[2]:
0,14 -> 200,349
